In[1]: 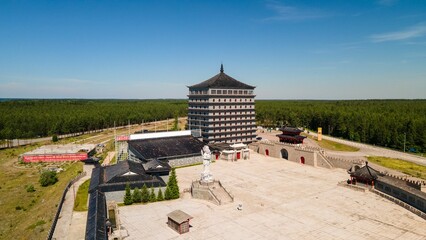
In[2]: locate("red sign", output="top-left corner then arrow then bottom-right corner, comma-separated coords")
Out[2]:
23,153 -> 88,163
116,135 -> 129,141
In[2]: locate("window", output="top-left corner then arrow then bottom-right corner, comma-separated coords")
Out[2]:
212,90 -> 216,94
244,90 -> 248,94
234,90 -> 238,94
217,90 -> 222,94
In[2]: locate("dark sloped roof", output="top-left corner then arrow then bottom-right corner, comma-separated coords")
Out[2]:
89,167 -> 101,193
279,127 -> 303,135
143,159 -> 171,173
188,65 -> 255,89
349,162 -> 380,181
86,190 -> 107,240
128,135 -> 204,160
104,160 -> 146,183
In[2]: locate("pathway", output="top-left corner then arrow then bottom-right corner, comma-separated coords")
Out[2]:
52,164 -> 94,240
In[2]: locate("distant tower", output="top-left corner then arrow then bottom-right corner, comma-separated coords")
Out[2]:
187,65 -> 256,144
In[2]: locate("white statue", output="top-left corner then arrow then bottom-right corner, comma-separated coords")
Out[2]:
201,145 -> 213,183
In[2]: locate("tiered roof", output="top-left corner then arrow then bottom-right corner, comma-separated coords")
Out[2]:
188,64 -> 255,89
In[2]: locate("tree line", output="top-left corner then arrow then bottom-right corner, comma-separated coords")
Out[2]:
256,100 -> 426,153
0,99 -> 425,153
0,99 -> 187,140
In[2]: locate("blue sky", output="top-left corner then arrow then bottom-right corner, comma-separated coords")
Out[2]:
0,0 -> 425,99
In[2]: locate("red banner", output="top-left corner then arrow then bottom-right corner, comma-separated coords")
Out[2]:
23,153 -> 88,163
116,135 -> 129,141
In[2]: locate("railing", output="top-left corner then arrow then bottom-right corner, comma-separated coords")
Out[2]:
218,180 -> 234,201
208,188 -> 222,205
370,188 -> 426,220
46,171 -> 87,240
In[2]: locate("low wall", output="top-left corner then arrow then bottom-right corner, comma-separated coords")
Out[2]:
169,155 -> 202,168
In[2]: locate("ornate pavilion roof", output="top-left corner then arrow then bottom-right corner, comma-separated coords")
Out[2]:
188,64 -> 255,90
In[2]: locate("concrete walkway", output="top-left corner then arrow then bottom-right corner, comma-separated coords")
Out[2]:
52,164 -> 94,240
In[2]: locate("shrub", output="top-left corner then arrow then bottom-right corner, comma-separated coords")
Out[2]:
123,183 -> 133,205
132,187 -> 141,203
39,171 -> 58,187
157,188 -> 164,201
149,187 -> 156,202
141,184 -> 149,203
26,184 -> 35,192
52,134 -> 58,142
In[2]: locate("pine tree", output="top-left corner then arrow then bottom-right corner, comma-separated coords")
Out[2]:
123,183 -> 133,205
132,187 -> 142,203
157,188 -> 164,201
141,184 -> 149,203
166,168 -> 180,199
164,186 -> 171,200
149,186 -> 157,202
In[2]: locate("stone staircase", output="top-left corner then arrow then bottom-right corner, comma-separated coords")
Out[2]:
191,180 -> 234,205
211,184 -> 233,204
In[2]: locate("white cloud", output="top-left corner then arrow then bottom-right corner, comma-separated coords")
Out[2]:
262,1 -> 330,21
370,23 -> 426,42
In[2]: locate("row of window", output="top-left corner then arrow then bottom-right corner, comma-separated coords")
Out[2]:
189,98 -> 254,103
189,111 -> 255,116
189,122 -> 256,129
189,89 -> 254,95
189,105 -> 254,110
189,116 -> 255,121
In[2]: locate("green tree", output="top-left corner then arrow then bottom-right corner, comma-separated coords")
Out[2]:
164,187 -> 171,200
123,183 -> 133,205
141,184 -> 149,203
39,171 -> 58,187
157,188 -> 164,201
132,187 -> 142,203
149,186 -> 157,202
52,134 -> 58,142
168,168 -> 180,199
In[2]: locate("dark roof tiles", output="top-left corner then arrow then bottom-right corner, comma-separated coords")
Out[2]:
188,66 -> 255,89
128,135 -> 204,160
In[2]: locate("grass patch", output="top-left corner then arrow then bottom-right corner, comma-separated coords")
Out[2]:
0,143 -> 83,240
74,179 -> 91,211
367,156 -> 426,180
308,135 -> 359,152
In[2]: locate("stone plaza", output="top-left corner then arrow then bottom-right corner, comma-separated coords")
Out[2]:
118,152 -> 426,240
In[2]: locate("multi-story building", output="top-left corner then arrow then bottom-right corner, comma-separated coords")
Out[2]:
188,65 -> 256,144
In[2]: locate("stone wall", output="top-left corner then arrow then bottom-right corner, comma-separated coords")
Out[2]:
168,155 -> 203,168
375,179 -> 426,214
250,141 -> 366,170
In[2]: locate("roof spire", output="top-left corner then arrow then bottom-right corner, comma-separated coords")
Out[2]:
220,63 -> 224,73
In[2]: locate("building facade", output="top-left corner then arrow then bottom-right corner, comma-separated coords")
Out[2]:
188,65 -> 256,144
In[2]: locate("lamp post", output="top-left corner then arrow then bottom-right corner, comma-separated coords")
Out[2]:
403,132 -> 406,153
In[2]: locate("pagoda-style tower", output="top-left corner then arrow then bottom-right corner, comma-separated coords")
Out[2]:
188,65 -> 256,144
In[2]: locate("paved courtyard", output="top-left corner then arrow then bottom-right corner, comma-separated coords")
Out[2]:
119,152 -> 426,240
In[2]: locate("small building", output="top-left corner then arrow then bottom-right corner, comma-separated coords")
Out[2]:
167,210 -> 193,234
347,162 -> 381,186
276,127 -> 306,144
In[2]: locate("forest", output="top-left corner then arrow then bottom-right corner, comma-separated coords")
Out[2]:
0,99 -> 425,153
256,100 -> 426,153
